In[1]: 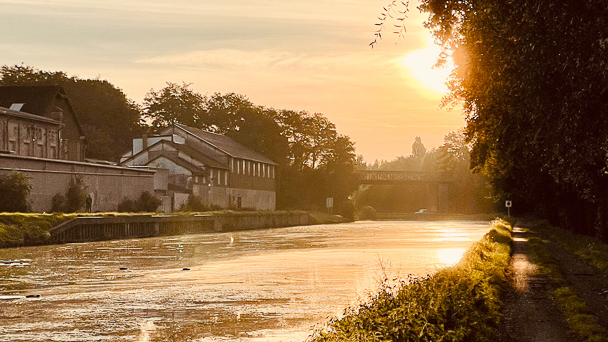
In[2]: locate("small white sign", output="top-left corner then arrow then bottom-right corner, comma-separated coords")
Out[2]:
326,197 -> 334,208
505,200 -> 512,208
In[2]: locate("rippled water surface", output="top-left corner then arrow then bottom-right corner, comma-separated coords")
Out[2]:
0,220 -> 490,341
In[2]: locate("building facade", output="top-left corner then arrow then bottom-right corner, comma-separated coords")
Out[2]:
0,85 -> 86,161
120,124 -> 277,210
0,85 -> 160,212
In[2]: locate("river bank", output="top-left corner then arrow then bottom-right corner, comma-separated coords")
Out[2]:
308,218 -> 513,341
0,211 -> 346,248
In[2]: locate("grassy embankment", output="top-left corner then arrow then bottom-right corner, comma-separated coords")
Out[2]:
526,221 -> 608,342
308,218 -> 513,341
0,210 -> 346,248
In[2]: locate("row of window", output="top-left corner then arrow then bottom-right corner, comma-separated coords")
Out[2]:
195,168 -> 230,186
231,158 -> 275,178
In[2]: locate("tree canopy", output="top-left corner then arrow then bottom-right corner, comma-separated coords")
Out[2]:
377,0 -> 608,238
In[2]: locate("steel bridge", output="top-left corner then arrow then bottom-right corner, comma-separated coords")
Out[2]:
354,170 -> 453,212
354,170 -> 453,184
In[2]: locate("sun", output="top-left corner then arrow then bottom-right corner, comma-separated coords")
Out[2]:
399,35 -> 454,94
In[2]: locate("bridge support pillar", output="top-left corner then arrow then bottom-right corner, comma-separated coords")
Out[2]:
438,183 -> 449,213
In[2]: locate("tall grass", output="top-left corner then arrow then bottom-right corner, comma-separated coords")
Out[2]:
308,218 -> 512,342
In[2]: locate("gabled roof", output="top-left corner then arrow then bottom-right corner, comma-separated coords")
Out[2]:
0,85 -> 85,138
172,124 -> 277,165
0,106 -> 61,125
0,85 -> 60,115
164,139 -> 228,170
119,139 -> 229,170
147,154 -> 206,175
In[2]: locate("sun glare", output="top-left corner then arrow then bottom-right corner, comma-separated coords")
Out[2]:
437,248 -> 466,266
399,35 -> 453,94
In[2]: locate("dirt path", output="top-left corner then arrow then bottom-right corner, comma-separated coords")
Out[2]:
542,231 -> 608,329
497,226 -> 574,342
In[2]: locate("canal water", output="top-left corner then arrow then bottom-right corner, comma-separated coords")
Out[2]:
0,220 -> 490,341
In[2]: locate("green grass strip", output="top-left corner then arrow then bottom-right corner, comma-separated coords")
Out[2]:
532,220 -> 608,276
308,218 -> 512,342
525,226 -> 608,342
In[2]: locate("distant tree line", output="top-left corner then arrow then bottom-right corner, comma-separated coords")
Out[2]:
354,131 -> 493,214
377,1 -> 608,239
0,66 -> 357,215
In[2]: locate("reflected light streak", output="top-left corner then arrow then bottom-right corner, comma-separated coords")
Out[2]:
437,248 -> 466,266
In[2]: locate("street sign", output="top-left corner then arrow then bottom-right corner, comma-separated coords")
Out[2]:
505,200 -> 512,208
326,197 -> 334,215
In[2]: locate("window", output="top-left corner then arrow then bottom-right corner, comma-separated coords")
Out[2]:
237,159 -> 240,174
224,170 -> 228,185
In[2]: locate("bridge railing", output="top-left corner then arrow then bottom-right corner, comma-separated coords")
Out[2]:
354,170 -> 453,183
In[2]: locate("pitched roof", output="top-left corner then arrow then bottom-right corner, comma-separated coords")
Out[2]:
0,85 -> 85,138
174,124 -> 277,165
163,139 -> 228,169
0,106 -> 61,125
146,154 -> 206,175
119,139 -> 229,170
0,85 -> 63,116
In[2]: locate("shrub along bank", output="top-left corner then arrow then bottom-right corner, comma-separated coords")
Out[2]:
309,218 -> 513,341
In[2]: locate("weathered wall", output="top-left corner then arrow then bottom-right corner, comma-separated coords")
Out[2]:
191,186 -> 276,210
48,212 -> 311,244
0,154 -> 156,212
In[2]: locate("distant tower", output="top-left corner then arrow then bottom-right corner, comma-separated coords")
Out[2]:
412,137 -> 426,158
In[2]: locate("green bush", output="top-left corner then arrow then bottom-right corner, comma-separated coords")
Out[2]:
0,171 -> 32,212
64,177 -> 87,212
137,191 -> 161,212
117,192 -> 161,212
179,195 -> 209,212
50,193 -> 66,212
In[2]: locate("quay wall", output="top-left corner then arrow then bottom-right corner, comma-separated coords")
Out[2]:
48,212 -> 311,244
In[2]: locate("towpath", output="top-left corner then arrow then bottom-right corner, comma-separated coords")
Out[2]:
498,224 -> 608,342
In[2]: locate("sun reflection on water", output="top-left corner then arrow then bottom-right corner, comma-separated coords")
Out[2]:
437,248 -> 466,266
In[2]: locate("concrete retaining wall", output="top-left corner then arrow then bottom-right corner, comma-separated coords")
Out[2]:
0,154 -> 156,212
48,212 -> 311,244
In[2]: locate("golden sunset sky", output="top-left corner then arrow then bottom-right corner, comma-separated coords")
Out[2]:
0,0 -> 464,162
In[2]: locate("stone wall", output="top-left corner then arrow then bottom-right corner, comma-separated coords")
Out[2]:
0,154 -> 157,212
48,212 -> 311,244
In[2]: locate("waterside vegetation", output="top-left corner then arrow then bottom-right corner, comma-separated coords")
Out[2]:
308,218 -> 513,341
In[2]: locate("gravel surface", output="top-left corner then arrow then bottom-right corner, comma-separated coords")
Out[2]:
497,227 -> 575,342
